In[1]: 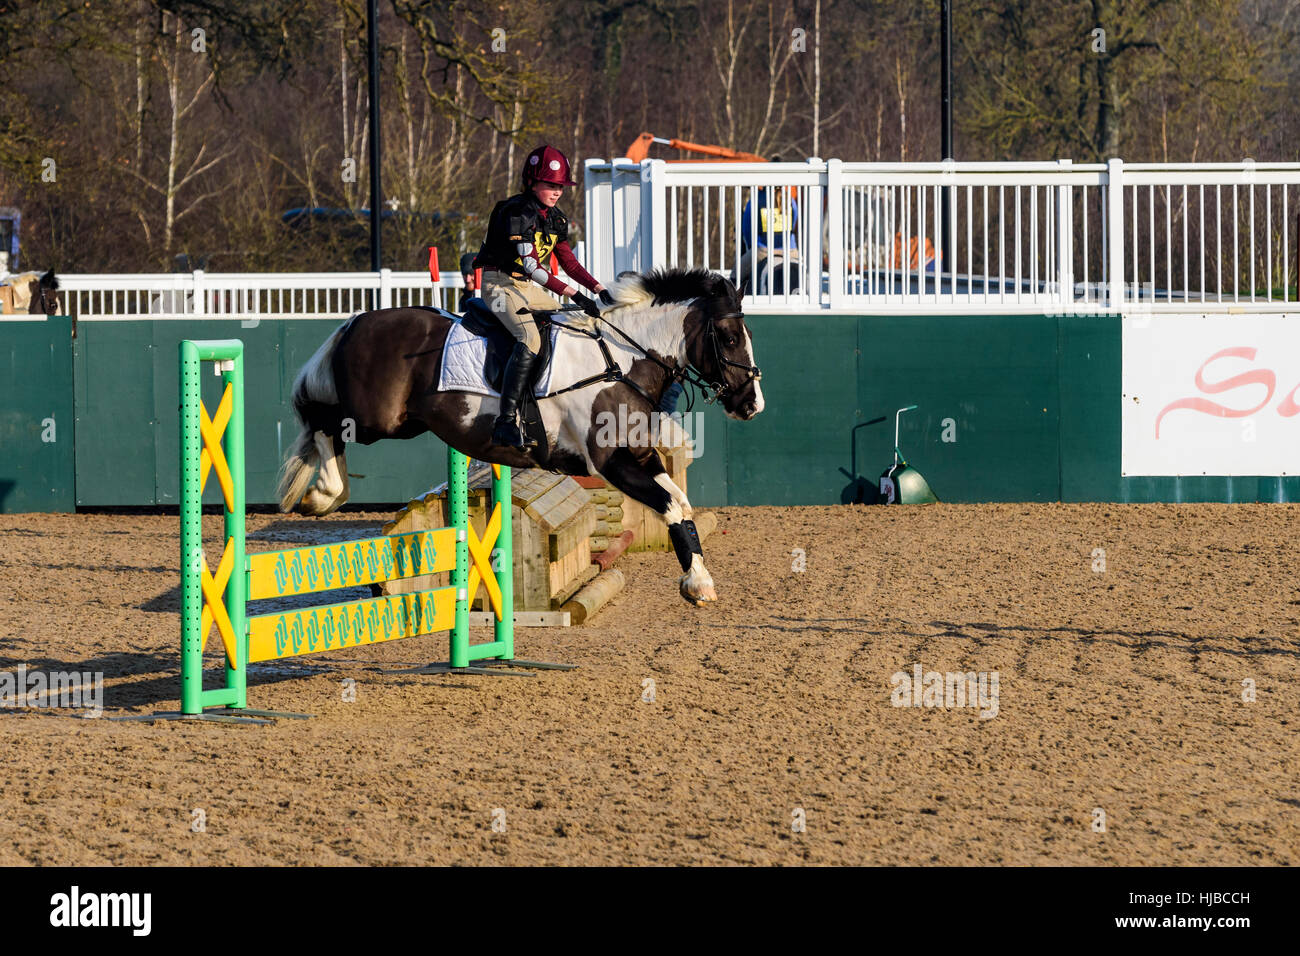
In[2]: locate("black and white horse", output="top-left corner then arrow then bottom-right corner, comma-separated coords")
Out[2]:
277,268 -> 764,605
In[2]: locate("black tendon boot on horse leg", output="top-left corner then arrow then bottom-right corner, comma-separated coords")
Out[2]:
492,341 -> 539,449
598,446 -> 718,604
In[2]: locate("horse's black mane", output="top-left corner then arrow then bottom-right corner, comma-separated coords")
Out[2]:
640,268 -> 733,306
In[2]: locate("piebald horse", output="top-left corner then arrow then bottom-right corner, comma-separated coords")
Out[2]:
277,268 -> 764,605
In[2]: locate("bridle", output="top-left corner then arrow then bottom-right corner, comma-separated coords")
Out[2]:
700,310 -> 763,399
517,294 -> 762,410
586,302 -> 762,408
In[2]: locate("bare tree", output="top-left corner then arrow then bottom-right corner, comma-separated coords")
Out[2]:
115,12 -> 235,261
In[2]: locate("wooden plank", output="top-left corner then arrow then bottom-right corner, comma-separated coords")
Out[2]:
468,610 -> 570,627
551,563 -> 598,608
538,483 -> 594,534
516,505 -> 551,611
547,498 -> 598,561
548,537 -> 592,595
510,469 -> 564,508
524,478 -> 584,528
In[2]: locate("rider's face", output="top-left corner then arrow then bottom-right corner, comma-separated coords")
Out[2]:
532,181 -> 565,207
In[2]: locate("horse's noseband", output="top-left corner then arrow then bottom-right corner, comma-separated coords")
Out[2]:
699,311 -> 762,402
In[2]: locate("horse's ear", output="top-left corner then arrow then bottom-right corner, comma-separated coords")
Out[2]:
707,273 -> 738,302
717,275 -> 742,306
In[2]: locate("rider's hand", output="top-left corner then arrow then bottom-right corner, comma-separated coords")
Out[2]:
598,289 -> 615,307
572,292 -> 601,318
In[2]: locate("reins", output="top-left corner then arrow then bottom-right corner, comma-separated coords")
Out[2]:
517,297 -> 762,409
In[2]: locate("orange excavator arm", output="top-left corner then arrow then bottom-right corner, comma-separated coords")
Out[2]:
624,132 -> 768,164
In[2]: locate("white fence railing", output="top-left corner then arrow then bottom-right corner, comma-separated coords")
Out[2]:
34,163 -> 1300,319
56,270 -> 469,320
51,241 -> 589,321
584,157 -> 1300,313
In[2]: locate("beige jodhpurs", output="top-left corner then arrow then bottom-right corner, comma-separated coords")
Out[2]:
481,270 -> 557,354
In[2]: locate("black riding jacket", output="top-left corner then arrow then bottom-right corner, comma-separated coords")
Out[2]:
472,192 -> 596,295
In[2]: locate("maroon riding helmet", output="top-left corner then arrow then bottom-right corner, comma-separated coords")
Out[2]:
522,145 -> 577,191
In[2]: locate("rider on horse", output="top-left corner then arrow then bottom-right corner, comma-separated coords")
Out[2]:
471,145 -> 614,449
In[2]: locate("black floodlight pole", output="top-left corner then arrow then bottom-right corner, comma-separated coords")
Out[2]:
368,0 -> 382,274
940,0 -> 953,293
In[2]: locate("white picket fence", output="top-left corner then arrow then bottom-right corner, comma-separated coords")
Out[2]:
583,157 -> 1300,313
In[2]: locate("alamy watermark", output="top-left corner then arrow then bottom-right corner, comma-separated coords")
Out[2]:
593,406 -> 704,457
0,664 -> 103,717
890,663 -> 999,719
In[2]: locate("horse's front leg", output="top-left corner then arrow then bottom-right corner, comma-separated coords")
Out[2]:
598,446 -> 716,605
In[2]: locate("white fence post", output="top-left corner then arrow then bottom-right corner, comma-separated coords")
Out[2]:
1106,158 -> 1124,310
806,157 -> 825,308
641,159 -> 667,270
583,158 -> 609,280
191,269 -> 204,317
379,268 -> 392,309
613,161 -> 642,275
1056,158 -> 1073,310
826,159 -> 844,308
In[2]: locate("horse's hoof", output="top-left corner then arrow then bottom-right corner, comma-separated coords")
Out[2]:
679,569 -> 717,605
297,489 -> 334,516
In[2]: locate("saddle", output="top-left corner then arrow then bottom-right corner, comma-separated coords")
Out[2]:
434,297 -> 652,457
458,297 -> 557,454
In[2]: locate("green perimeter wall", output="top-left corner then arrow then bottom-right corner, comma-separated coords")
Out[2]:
3,313 -> 1298,512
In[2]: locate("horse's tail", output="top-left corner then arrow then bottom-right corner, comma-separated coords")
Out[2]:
275,429 -> 320,513
276,320 -> 349,513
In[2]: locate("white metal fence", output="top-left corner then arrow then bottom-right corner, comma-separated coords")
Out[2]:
54,269 -> 469,320
47,241 -> 588,321
29,162 -> 1300,319
584,157 -> 1300,313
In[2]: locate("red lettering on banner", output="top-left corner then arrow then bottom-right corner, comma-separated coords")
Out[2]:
1277,381 -> 1300,417
1154,347 -> 1275,438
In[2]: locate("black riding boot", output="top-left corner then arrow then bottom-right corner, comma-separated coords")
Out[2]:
491,342 -> 539,449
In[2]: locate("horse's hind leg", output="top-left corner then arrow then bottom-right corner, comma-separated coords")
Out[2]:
299,431 -> 350,516
598,447 -> 716,605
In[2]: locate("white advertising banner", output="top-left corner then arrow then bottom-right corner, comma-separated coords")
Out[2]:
1122,313 -> 1300,476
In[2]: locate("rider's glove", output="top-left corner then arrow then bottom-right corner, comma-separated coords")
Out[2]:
572,292 -> 601,318
598,289 -> 615,307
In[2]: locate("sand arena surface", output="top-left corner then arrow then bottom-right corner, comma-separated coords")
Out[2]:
1,502 -> 1297,865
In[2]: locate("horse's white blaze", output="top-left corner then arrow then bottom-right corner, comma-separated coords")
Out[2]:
745,328 -> 766,414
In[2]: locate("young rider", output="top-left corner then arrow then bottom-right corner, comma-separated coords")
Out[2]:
472,145 -> 613,449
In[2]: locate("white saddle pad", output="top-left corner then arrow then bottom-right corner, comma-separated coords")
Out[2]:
438,316 -> 560,397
